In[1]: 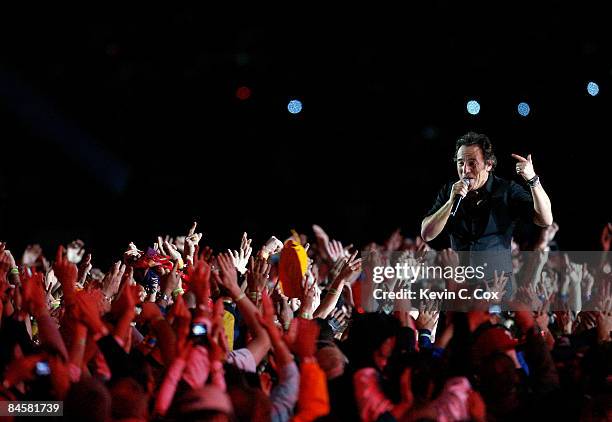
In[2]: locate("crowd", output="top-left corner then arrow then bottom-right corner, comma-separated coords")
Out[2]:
0,221 -> 610,421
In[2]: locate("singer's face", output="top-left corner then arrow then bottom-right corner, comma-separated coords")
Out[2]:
455,145 -> 492,190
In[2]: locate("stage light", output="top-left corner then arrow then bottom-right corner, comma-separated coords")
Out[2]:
517,102 -> 530,117
466,100 -> 480,115
288,99 -> 303,114
236,86 -> 251,100
587,81 -> 599,96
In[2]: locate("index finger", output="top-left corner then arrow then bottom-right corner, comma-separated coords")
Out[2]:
188,221 -> 197,236
511,153 -> 527,162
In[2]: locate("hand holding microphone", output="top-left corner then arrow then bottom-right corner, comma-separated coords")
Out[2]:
450,178 -> 471,217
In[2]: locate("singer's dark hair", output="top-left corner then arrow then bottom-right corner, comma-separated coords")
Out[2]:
454,132 -> 497,170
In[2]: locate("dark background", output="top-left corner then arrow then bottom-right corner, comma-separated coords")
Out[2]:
0,3 -> 610,265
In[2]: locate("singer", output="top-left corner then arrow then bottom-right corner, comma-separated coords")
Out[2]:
420,132 -> 553,278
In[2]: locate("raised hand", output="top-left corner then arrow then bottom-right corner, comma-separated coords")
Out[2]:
312,224 -> 331,261
450,179 -> 469,202
123,242 -> 142,263
535,301 -> 551,331
517,284 -> 542,310
199,246 -> 214,263
327,307 -> 349,335
53,245 -> 78,303
247,256 -> 271,295
74,290 -> 108,336
229,232 -> 253,275
511,153 -> 536,181
189,257 -> 211,308
484,270 -> 508,303
415,300 -> 439,331
325,239 -> 348,264
158,236 -> 182,262
168,294 -> 192,353
582,263 -> 595,299
44,269 -> 59,297
212,253 -> 240,299
160,262 -> 181,300
77,253 -> 92,287
272,290 -> 294,331
111,283 -> 139,318
298,276 -> 320,318
21,272 -> 48,317
335,252 -> 362,283
595,281 -> 611,313
184,222 -> 203,265
100,261 -> 126,300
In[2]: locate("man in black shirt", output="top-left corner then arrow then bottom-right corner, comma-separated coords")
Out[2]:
421,132 -> 553,279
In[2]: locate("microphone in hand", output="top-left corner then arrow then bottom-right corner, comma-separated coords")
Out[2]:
450,178 -> 471,217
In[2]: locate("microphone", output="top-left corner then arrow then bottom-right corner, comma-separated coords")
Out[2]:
450,178 -> 471,217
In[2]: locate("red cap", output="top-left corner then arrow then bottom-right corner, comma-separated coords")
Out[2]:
472,327 -> 518,362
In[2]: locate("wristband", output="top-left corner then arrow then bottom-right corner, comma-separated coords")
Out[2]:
234,292 -> 247,303
299,312 -> 312,319
172,288 -> 184,298
9,268 -> 19,275
527,175 -> 540,187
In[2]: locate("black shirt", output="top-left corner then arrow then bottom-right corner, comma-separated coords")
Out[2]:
426,174 -> 534,277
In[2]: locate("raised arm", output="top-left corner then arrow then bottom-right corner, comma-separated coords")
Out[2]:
421,180 -> 467,242
213,252 -> 271,365
512,153 -> 553,227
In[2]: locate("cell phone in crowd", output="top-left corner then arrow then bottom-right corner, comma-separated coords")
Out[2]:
189,322 -> 210,346
190,322 -> 208,338
35,361 -> 51,377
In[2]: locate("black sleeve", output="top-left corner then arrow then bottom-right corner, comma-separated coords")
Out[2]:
0,317 -> 35,368
508,180 -> 535,222
425,183 -> 451,218
96,335 -> 131,380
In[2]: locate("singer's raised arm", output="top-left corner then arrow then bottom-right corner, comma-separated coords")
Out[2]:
512,153 -> 553,227
421,179 -> 468,242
